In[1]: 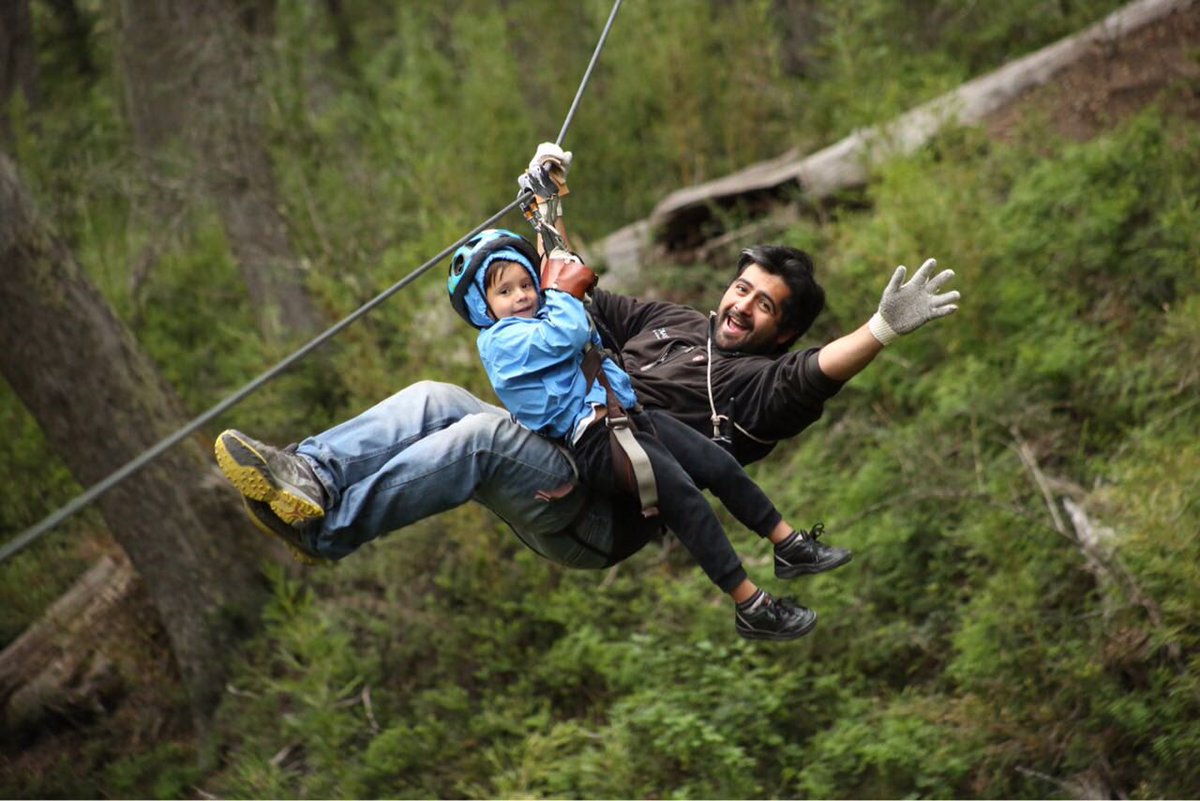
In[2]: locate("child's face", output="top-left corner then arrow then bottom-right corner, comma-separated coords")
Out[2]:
485,262 -> 538,320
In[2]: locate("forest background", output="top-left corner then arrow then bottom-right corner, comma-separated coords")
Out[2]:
1,0 -> 1198,798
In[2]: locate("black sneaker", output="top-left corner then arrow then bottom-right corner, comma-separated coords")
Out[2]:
735,594 -> 818,642
774,523 -> 852,579
215,429 -> 326,526
241,497 -> 325,565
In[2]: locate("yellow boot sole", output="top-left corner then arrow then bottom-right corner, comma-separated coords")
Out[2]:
214,430 -> 325,526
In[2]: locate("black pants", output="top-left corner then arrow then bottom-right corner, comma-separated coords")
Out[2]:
572,408 -> 783,593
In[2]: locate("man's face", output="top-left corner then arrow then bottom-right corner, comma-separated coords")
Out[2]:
713,263 -> 794,353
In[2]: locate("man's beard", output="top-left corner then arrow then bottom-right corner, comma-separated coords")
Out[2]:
715,308 -> 754,350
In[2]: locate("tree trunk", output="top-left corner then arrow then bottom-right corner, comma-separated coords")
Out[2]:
323,0 -> 358,72
114,0 -> 321,342
771,0 -> 820,78
44,0 -> 96,78
0,0 -> 39,142
0,152 -> 269,729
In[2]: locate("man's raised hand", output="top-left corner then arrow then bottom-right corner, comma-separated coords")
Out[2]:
868,258 -> 960,345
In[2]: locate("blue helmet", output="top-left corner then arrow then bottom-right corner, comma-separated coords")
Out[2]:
447,229 -> 541,328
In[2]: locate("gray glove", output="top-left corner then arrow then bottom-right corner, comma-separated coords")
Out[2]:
868,258 -> 960,345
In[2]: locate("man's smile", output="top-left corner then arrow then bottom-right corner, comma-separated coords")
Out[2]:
721,310 -> 751,335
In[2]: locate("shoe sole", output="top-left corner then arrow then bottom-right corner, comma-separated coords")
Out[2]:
215,431 -> 325,526
775,551 -> 853,580
241,497 -> 324,566
737,611 -> 818,642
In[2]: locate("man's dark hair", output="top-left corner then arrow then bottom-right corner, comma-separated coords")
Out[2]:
736,245 -> 825,349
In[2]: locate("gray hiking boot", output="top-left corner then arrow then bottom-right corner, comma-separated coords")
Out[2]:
215,429 -> 326,525
241,497 -> 325,565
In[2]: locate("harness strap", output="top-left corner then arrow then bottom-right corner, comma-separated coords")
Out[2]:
608,424 -> 659,517
582,346 -> 659,516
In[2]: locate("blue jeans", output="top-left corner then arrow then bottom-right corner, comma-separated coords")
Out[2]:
296,381 -> 652,568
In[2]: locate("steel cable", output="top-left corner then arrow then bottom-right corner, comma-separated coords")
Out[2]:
1,0 -> 623,564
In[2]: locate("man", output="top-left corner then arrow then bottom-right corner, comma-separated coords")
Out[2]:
215,146 -> 959,581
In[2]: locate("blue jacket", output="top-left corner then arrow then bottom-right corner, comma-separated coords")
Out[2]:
478,291 -> 638,442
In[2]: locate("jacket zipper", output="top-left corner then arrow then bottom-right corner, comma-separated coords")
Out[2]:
641,342 -> 698,371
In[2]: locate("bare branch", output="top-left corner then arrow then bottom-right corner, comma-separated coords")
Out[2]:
361,684 -> 381,734
1011,427 -> 1069,537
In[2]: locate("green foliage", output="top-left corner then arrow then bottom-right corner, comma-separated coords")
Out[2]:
806,110 -> 1199,798
102,742 -> 202,800
796,694 -> 980,798
799,0 -> 1128,140
6,0 -> 1197,798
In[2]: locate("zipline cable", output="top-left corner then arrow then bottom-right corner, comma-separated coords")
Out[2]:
1,0 -> 623,566
0,201 -> 523,566
556,0 -> 623,148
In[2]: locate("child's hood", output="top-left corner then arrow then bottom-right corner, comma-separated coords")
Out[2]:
463,247 -> 542,328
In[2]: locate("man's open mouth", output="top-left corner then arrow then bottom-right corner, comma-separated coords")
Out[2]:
721,312 -> 750,336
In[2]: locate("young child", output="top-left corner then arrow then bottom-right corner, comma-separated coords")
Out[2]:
447,229 -> 851,641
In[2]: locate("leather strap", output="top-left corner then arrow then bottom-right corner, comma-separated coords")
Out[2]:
582,346 -> 659,516
540,250 -> 598,299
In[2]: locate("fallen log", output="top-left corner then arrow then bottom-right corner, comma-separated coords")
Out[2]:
592,0 -> 1198,275
0,554 -> 138,736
